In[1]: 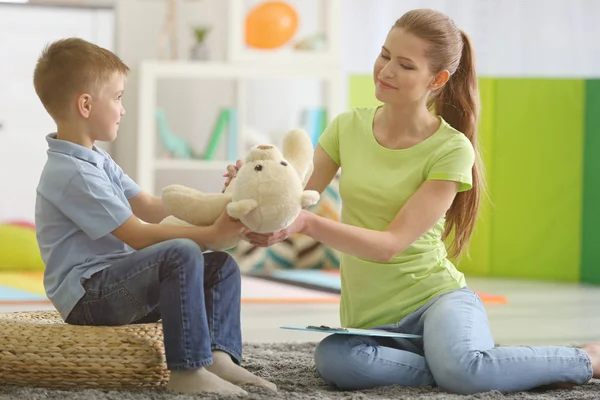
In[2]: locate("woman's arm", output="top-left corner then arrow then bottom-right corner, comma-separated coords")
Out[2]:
304,145 -> 340,193
246,179 -> 460,262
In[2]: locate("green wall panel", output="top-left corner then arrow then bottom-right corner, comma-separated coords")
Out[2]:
455,78 -> 495,277
490,79 -> 585,281
581,80 -> 600,284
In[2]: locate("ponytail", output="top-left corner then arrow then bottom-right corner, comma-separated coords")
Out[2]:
428,30 -> 484,258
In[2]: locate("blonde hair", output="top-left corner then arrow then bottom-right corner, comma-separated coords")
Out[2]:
394,9 -> 484,258
33,38 -> 129,121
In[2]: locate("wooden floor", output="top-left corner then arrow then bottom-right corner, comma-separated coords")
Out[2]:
2,276 -> 599,346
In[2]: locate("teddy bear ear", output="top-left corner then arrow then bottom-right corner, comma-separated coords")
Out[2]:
282,129 -> 314,180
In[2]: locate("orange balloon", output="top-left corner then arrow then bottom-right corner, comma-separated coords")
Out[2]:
245,2 -> 299,50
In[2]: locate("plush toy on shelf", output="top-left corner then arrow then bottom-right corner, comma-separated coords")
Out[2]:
160,128 -> 319,251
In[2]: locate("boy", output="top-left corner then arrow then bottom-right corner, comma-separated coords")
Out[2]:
33,37 -> 276,395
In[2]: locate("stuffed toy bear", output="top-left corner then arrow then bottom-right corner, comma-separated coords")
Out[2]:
160,128 -> 320,251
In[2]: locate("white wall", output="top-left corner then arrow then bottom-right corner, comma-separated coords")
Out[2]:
0,3 -> 114,223
341,0 -> 600,77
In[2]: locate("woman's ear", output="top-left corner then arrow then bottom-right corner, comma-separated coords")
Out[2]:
429,70 -> 450,91
76,93 -> 92,118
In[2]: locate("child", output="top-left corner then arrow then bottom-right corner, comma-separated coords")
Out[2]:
33,38 -> 276,395
231,9 -> 600,395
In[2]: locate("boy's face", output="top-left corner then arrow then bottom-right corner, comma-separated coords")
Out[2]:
89,72 -> 126,142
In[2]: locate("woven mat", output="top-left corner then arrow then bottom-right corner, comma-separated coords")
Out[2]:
2,342 -> 600,399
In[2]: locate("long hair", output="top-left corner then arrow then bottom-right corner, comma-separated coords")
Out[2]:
395,9 -> 485,258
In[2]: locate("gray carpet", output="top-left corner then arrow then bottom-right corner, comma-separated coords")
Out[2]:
1,342 -> 599,399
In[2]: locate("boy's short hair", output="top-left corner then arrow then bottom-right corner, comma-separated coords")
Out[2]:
33,38 -> 130,121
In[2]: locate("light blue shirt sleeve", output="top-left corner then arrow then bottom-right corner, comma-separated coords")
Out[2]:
61,169 -> 133,240
104,154 -> 141,200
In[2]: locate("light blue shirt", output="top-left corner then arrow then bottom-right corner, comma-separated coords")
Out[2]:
35,133 -> 141,320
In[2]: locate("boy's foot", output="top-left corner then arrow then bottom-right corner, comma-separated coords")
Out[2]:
582,342 -> 600,379
207,350 -> 278,392
166,367 -> 248,395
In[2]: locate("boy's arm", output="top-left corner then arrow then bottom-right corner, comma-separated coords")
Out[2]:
57,166 -> 244,249
112,211 -> 244,251
128,191 -> 169,224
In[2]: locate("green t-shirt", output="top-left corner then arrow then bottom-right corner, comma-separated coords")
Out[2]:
318,106 -> 475,329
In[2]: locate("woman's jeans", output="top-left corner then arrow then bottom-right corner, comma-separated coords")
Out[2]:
66,239 -> 242,371
315,287 -> 593,395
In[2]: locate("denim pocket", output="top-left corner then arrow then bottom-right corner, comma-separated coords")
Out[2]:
83,287 -> 144,326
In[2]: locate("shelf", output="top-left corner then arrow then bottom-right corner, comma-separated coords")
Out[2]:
155,159 -> 231,171
140,60 -> 342,80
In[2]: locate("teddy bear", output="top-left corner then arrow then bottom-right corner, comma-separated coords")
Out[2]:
160,128 -> 320,251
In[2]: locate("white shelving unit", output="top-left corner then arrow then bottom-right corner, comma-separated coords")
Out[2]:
136,0 -> 344,195
136,61 -> 345,194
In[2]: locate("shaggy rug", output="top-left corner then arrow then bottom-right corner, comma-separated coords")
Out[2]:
1,342 -> 599,400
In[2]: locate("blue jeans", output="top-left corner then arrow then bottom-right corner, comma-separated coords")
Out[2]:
66,239 -> 242,371
315,287 -> 593,395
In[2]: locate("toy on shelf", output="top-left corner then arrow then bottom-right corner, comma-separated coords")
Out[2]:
155,107 -> 238,161
301,107 -> 327,148
0,221 -> 44,272
293,33 -> 327,52
245,1 -> 298,49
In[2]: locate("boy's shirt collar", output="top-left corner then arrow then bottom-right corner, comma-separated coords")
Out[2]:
46,133 -> 106,168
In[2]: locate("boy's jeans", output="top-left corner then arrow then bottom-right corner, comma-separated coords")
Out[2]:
66,238 -> 242,371
315,287 -> 593,395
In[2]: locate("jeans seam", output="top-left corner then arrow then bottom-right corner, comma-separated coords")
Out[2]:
168,357 -> 213,371
210,265 -> 220,345
355,347 -> 431,375
82,287 -> 144,324
85,259 -> 174,293
479,351 -> 593,384
178,260 -> 192,363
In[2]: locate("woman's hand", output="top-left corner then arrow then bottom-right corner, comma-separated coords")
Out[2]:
222,159 -> 244,193
244,210 -> 309,247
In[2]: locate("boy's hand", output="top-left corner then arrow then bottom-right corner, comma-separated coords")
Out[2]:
222,160 -> 244,193
204,210 -> 245,250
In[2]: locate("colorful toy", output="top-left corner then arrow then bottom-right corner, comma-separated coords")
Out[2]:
0,222 -> 44,272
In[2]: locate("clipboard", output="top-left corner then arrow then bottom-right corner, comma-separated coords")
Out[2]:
280,325 -> 422,338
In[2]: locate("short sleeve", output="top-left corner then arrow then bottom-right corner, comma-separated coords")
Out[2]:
106,155 -> 141,200
318,115 -> 341,166
427,136 -> 475,192
61,170 -> 133,240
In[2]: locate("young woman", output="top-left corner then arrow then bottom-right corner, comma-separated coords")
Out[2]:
228,8 -> 600,395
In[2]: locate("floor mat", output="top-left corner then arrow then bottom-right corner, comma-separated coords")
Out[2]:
252,269 -> 508,305
0,272 -> 339,305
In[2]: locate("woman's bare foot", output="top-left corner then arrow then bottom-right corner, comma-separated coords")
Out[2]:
581,342 -> 600,379
207,350 -> 278,392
